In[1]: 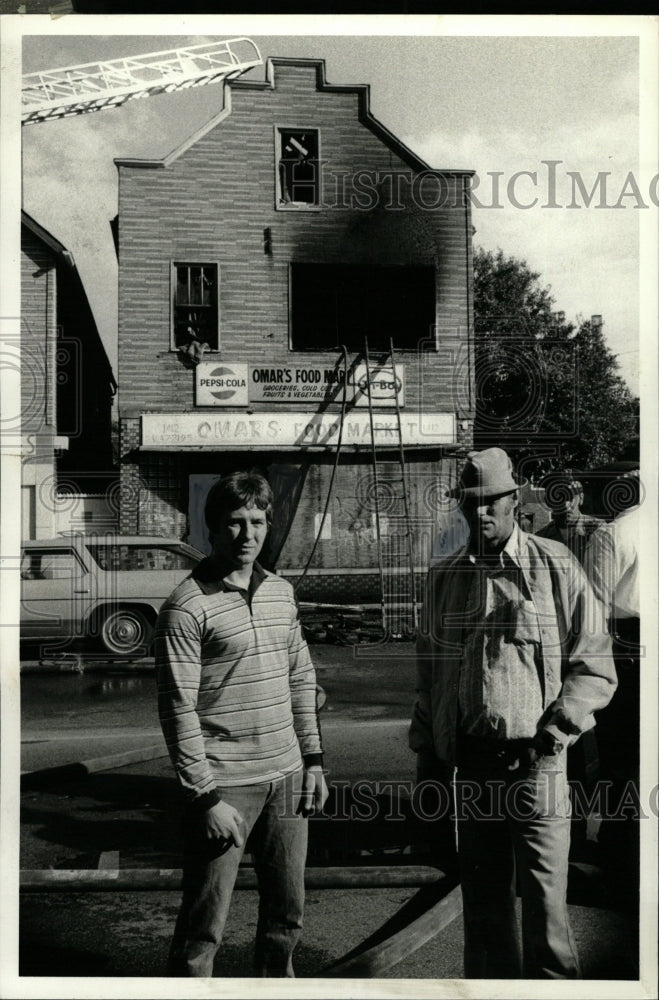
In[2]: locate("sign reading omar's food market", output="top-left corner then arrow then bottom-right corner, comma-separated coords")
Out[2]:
142,411 -> 454,449
195,363 -> 404,407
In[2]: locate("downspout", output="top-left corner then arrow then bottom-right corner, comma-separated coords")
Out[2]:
463,174 -> 473,414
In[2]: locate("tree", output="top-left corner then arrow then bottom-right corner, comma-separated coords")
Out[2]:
473,247 -> 638,478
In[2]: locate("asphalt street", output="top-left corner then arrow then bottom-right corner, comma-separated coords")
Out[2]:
19,888 -> 637,981
20,643 -> 419,779
16,643 -> 642,983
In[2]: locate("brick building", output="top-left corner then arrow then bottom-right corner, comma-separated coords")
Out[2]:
115,57 -> 475,607
21,212 -> 117,538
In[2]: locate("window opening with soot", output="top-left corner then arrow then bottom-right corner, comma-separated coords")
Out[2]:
172,263 -> 219,351
289,263 -> 436,352
277,129 -> 320,207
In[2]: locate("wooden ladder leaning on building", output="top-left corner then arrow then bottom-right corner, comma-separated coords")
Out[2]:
363,337 -> 419,640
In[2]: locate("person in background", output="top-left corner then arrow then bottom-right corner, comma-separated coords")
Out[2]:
155,469 -> 327,977
536,473 -> 603,565
410,448 -> 616,978
536,473 -> 604,852
583,472 -> 641,904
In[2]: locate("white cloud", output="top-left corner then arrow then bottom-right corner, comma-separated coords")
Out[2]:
396,114 -> 643,392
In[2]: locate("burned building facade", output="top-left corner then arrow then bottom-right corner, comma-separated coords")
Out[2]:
115,58 -> 475,608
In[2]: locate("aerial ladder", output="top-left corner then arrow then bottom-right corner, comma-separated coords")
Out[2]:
21,38 -> 262,125
363,337 -> 418,639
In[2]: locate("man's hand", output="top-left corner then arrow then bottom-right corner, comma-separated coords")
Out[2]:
297,767 -> 328,817
508,745 -> 539,771
203,800 -> 244,848
508,730 -> 565,771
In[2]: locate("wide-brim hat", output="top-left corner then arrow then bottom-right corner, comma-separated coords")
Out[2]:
447,447 -> 527,499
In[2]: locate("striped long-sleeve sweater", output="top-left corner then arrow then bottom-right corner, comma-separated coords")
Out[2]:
154,559 -> 322,808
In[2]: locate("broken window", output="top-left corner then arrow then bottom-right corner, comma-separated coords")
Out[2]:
277,129 -> 320,207
172,263 -> 219,351
289,263 -> 436,352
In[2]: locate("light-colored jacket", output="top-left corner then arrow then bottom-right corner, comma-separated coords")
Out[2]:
409,530 -> 617,768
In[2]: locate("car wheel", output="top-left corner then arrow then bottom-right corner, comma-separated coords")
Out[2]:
99,608 -> 153,658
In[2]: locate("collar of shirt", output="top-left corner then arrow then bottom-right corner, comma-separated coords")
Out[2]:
466,522 -> 521,570
193,558 -> 268,601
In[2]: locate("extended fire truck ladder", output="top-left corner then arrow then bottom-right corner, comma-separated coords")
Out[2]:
21,38 -> 262,125
363,337 -> 418,639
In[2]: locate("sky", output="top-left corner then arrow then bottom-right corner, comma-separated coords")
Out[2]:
16,19 -> 657,394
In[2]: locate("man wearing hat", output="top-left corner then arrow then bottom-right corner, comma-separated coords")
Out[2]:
409,447 -> 617,979
536,472 -> 603,565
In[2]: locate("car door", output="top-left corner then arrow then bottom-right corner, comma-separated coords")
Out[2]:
85,542 -> 199,613
20,545 -> 91,640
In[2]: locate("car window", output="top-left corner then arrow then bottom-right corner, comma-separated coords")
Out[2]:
86,544 -> 198,572
21,549 -> 81,580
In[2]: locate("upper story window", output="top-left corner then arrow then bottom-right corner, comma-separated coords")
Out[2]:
172,263 -> 219,352
276,128 -> 320,208
289,263 -> 436,353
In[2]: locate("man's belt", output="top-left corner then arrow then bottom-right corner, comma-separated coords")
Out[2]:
456,732 -> 533,769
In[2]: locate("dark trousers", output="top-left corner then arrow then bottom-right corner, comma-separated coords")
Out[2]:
168,770 -> 308,977
595,618 -> 640,899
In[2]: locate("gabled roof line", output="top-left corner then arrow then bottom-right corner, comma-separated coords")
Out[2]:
21,210 -> 117,389
114,57 -> 474,177
115,100 -> 233,169
261,58 -> 473,177
21,209 -> 70,260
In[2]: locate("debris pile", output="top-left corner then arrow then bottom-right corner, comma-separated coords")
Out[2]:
299,603 -> 414,644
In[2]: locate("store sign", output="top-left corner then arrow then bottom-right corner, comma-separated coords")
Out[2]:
196,363 -> 404,407
196,364 -> 249,406
352,365 -> 404,408
142,411 -> 454,449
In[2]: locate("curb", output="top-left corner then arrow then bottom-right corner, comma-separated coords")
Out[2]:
20,658 -> 155,674
20,865 -> 445,892
21,743 -> 168,790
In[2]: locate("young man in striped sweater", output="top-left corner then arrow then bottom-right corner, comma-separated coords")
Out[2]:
155,470 -> 327,977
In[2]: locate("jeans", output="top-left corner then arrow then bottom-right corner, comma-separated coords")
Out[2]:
455,750 -> 580,979
168,769 -> 308,977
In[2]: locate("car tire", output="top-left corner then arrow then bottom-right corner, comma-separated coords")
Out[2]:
99,608 -> 153,658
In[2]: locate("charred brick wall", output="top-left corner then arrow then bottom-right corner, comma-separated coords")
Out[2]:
117,61 -> 474,424
115,59 -> 475,588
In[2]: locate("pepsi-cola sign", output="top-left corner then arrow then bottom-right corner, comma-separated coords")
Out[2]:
196,363 -> 248,406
